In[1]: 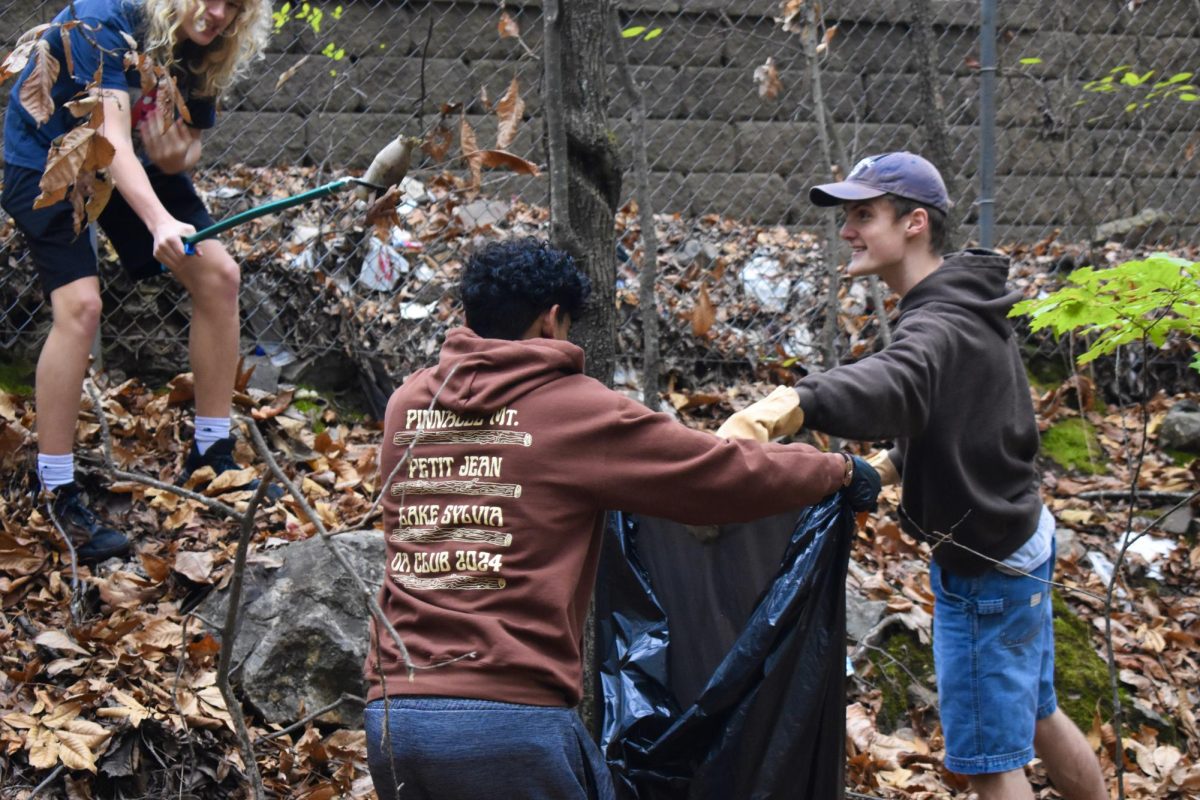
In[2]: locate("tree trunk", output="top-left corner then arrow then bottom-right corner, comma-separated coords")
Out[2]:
544,0 -> 621,738
910,0 -> 961,249
545,0 -> 621,386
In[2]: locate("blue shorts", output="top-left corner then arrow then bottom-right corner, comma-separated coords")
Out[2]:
931,546 -> 1058,775
1,162 -> 214,295
364,697 -> 616,800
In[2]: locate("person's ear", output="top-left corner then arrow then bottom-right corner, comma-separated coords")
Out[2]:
905,207 -> 930,240
537,304 -> 563,338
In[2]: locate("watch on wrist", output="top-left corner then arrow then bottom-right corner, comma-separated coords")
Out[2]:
841,453 -> 854,487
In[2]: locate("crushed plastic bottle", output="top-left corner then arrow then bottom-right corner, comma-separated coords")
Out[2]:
359,227 -> 422,292
740,249 -> 791,311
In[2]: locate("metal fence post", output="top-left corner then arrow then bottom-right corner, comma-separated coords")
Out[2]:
979,0 -> 997,250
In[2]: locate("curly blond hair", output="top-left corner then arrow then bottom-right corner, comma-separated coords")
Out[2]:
141,0 -> 270,98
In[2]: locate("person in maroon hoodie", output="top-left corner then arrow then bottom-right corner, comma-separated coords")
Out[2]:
362,237 -> 880,800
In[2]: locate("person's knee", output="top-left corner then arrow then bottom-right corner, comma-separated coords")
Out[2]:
51,285 -> 103,338
189,251 -> 241,308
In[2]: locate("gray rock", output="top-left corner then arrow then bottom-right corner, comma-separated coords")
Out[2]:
241,354 -> 281,394
1092,208 -> 1172,247
1159,400 -> 1200,453
1160,506 -> 1194,537
846,590 -> 886,643
199,531 -> 385,726
1055,526 -> 1087,562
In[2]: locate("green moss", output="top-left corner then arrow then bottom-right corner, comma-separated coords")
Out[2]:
1042,417 -> 1106,474
1053,592 -> 1116,730
1165,449 -> 1198,467
0,359 -> 35,396
292,399 -> 322,414
870,629 -> 936,732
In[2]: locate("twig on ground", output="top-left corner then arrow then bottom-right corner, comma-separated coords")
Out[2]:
28,765 -> 64,799
1075,490 -> 1195,504
215,471 -> 274,800
256,693 -> 365,743
173,614 -> 198,798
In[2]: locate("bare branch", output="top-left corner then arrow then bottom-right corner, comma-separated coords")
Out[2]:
215,472 -> 274,800
608,12 -> 661,399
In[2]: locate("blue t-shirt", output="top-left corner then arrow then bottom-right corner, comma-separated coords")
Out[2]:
3,0 -> 216,170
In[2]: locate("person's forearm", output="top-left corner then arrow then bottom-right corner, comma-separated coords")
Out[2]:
109,144 -> 175,228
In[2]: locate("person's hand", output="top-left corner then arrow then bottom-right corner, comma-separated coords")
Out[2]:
152,217 -> 197,271
845,455 -> 882,512
139,112 -> 197,174
866,450 -> 899,486
716,385 -> 805,442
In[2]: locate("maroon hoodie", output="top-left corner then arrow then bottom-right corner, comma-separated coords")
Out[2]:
365,328 -> 847,707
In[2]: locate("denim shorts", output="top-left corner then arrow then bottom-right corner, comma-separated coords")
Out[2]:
930,544 -> 1057,775
364,697 -> 616,800
1,162 -> 214,295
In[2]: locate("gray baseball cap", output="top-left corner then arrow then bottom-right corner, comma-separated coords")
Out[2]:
809,152 -> 950,214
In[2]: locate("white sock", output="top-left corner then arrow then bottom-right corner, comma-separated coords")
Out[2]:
38,453 -> 75,492
194,416 -> 231,455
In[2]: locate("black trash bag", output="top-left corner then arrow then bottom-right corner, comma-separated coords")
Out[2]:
597,493 -> 853,800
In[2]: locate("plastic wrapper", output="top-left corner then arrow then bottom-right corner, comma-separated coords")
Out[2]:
598,494 -> 853,799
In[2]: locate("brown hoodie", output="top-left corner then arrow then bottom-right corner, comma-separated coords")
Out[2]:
365,327 -> 847,707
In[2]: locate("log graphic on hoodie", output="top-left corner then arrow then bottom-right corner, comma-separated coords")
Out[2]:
387,404 -> 527,591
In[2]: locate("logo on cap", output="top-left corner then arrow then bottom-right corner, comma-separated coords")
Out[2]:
849,157 -> 876,179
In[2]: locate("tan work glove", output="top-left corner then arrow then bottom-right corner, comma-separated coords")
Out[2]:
866,449 -> 900,486
716,385 -> 805,443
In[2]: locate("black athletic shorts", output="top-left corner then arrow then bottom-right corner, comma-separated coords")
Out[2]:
1,162 -> 215,295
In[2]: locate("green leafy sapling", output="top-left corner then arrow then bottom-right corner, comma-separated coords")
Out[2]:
1012,254 -> 1200,374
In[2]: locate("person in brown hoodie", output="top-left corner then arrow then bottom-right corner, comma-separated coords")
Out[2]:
362,237 -> 880,800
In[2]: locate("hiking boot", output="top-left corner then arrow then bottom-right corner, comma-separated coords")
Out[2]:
181,437 -> 284,501
47,482 -> 131,564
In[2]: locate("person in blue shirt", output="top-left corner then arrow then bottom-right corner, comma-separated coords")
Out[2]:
2,0 -> 269,562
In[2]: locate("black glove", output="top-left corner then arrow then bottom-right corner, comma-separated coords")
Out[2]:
845,455 -> 881,512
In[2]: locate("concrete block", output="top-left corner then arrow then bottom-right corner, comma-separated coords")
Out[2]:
613,119 -> 737,173
721,17 -> 797,70
996,127 -> 1074,177
202,112 -> 308,168
683,171 -> 791,222
1135,178 -> 1200,224
618,170 -> 689,216
822,22 -> 916,75
465,60 -> 545,115
678,0 -> 779,18
307,112 -> 410,170
992,174 -> 1123,227
354,57 -> 476,115
417,3 -> 542,62
226,53 -> 356,114
618,13 -> 725,68
1113,4 -> 1200,37
676,66 -> 785,121
0,1 -> 57,45
606,64 -> 686,120
733,121 -> 821,175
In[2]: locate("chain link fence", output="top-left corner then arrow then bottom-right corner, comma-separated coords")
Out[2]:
1,0 -> 1196,402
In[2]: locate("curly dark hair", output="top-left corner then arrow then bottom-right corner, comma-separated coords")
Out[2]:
460,238 -> 592,339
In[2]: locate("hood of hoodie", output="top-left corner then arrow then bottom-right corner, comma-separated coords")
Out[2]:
899,249 -> 1021,340
414,327 -> 586,415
